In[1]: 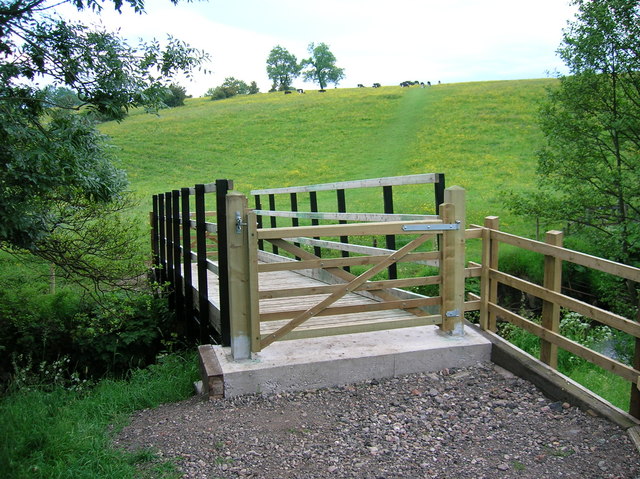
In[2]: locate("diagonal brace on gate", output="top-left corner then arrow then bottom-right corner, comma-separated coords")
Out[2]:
260,233 -> 433,348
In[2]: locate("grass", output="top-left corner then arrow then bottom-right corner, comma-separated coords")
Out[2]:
0,353 -> 198,478
100,79 -> 554,236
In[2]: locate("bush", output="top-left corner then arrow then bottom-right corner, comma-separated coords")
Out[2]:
0,280 -> 178,390
163,84 -> 188,107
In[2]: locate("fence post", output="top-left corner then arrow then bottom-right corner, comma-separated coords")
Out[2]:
540,230 -> 563,368
195,184 -> 210,344
480,216 -> 500,331
181,187 -> 195,339
383,185 -> 397,279
158,193 -> 167,284
151,195 -> 160,283
226,192 -> 253,360
440,186 -> 465,335
172,190 -> 184,325
165,191 -> 175,309
215,179 -> 232,346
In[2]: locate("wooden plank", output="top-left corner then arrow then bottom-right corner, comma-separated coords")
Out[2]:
259,275 -> 441,299
491,269 -> 640,338
257,219 -> 443,240
465,228 -> 483,239
246,210 -> 261,353
251,173 -> 440,195
260,233 -> 433,348
490,229 -> 640,282
488,303 -> 640,384
266,238 -> 430,317
261,315 -> 442,341
257,251 -> 440,273
541,230 -> 563,369
226,193 -> 252,360
260,296 -> 441,321
440,186 -> 466,333
286,237 -> 440,266
254,210 -> 435,222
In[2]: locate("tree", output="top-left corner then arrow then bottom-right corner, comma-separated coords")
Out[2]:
207,77 -> 258,100
0,0 -> 209,290
163,83 -> 189,107
507,0 -> 640,269
301,42 -> 345,90
266,45 -> 300,91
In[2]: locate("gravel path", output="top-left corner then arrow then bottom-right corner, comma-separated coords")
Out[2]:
115,363 -> 640,478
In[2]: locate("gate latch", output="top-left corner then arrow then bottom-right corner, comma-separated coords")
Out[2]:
235,212 -> 247,234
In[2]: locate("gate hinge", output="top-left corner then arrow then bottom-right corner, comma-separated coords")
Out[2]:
445,309 -> 461,318
402,221 -> 460,232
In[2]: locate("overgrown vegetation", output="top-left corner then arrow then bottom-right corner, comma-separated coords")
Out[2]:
0,351 -> 197,478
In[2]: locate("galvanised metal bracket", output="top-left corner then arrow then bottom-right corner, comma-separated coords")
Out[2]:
402,220 -> 461,232
235,212 -> 247,234
445,309 -> 461,318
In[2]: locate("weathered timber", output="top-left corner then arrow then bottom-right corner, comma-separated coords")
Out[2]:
541,230 -> 563,369
251,173 -> 440,195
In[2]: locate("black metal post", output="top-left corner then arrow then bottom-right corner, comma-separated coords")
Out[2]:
165,191 -> 175,308
309,191 -> 321,258
158,193 -> 166,284
337,189 -> 350,272
215,179 -> 231,346
195,184 -> 210,344
151,195 -> 160,283
268,194 -> 278,255
181,187 -> 195,339
383,185 -> 397,279
172,189 -> 184,326
290,193 -> 300,260
254,194 -> 264,250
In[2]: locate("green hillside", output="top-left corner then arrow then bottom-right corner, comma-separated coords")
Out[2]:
100,79 -> 555,236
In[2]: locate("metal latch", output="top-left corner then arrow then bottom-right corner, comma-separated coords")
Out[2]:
445,309 -> 460,318
235,212 -> 247,233
402,221 -> 460,232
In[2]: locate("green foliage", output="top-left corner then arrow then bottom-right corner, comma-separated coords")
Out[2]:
506,0 -> 640,268
0,0 -> 208,288
498,310 -> 631,409
163,83 -> 188,107
0,261 -> 178,386
301,42 -> 345,90
0,352 -> 197,478
207,76 -> 258,100
266,45 -> 301,91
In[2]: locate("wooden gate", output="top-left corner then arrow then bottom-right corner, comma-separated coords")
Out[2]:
225,185 -> 467,360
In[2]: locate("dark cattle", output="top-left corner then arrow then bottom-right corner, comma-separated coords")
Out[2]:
284,90 -> 292,94
297,89 -> 305,94
400,81 -> 409,87
427,81 -> 431,86
372,83 -> 381,88
420,82 -> 425,88
357,83 -> 364,88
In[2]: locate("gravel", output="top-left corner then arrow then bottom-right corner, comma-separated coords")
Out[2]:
114,363 -> 640,478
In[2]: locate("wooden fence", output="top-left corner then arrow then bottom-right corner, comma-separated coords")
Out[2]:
473,216 -> 640,417
151,174 -> 640,418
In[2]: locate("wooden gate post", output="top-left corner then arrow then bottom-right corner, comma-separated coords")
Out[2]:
541,230 -> 563,368
440,186 -> 466,335
226,192 -> 255,360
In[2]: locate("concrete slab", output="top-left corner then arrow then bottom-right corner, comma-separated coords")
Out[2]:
209,324 -> 491,397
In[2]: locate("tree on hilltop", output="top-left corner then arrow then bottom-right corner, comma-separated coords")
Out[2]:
301,42 -> 344,90
0,0 -> 209,290
266,45 -> 301,91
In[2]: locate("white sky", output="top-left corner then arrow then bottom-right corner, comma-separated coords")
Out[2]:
56,0 -> 577,97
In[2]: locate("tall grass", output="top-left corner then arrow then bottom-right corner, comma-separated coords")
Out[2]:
0,353 -> 198,478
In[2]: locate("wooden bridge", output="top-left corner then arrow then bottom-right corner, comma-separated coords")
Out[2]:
151,173 -> 640,421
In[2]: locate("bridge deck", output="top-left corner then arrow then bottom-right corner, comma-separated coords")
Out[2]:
194,264 -> 439,341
